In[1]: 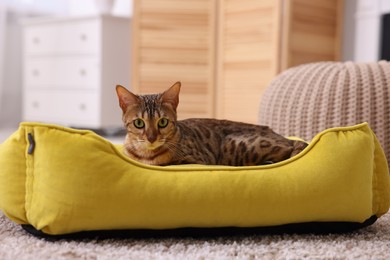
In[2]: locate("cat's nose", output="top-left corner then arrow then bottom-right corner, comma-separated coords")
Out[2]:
148,136 -> 157,143
146,131 -> 157,143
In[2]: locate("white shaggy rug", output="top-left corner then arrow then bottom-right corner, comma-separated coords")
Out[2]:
1,211 -> 390,259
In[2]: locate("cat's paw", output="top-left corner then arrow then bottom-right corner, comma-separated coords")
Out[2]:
262,161 -> 274,165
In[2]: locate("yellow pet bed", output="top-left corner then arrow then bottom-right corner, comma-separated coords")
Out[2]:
0,122 -> 389,238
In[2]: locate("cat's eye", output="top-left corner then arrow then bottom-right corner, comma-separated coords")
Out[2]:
158,118 -> 169,128
133,119 -> 145,129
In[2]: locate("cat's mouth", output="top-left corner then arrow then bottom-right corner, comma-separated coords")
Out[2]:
144,142 -> 163,151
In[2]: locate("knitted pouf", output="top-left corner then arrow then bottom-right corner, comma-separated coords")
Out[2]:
259,61 -> 390,163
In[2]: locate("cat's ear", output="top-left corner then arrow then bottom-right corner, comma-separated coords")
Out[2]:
116,85 -> 140,113
162,81 -> 181,111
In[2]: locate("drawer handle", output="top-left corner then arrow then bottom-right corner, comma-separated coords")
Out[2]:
32,37 -> 40,44
32,69 -> 40,76
80,34 -> 87,41
32,101 -> 40,108
79,69 -> 87,76
79,103 -> 87,111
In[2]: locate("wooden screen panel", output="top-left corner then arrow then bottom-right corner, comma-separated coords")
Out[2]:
281,0 -> 343,70
217,0 -> 282,124
132,0 -> 216,119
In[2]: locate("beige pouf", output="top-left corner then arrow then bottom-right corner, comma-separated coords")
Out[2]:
259,61 -> 390,164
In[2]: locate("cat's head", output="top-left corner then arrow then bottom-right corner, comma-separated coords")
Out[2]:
115,82 -> 181,153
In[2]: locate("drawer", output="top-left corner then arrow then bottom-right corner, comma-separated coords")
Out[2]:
24,57 -> 100,89
23,90 -> 100,127
24,19 -> 100,55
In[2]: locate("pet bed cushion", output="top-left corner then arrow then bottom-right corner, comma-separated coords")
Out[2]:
0,122 -> 389,236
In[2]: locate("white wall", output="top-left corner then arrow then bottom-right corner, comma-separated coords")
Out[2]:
352,0 -> 390,62
0,11 -> 23,127
342,0 -> 357,61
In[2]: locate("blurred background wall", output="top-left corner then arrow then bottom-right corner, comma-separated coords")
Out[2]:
1,0 -> 389,129
0,0 -> 132,128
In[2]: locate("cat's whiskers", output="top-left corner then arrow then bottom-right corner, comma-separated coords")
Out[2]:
145,141 -> 164,150
123,143 -> 139,157
124,142 -> 158,160
134,137 -> 164,151
164,140 -> 188,161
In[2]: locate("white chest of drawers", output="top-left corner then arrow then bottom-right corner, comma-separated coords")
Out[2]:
22,15 -> 130,129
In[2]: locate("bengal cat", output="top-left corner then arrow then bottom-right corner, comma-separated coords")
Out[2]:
115,82 -> 307,166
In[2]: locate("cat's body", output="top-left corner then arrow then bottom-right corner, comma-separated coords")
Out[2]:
116,82 -> 307,166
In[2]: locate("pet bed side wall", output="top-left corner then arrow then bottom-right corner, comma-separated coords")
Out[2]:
0,125 -> 28,224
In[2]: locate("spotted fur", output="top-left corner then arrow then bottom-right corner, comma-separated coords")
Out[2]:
116,82 -> 308,166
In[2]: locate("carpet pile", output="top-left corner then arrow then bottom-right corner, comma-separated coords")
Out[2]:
1,211 -> 389,259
